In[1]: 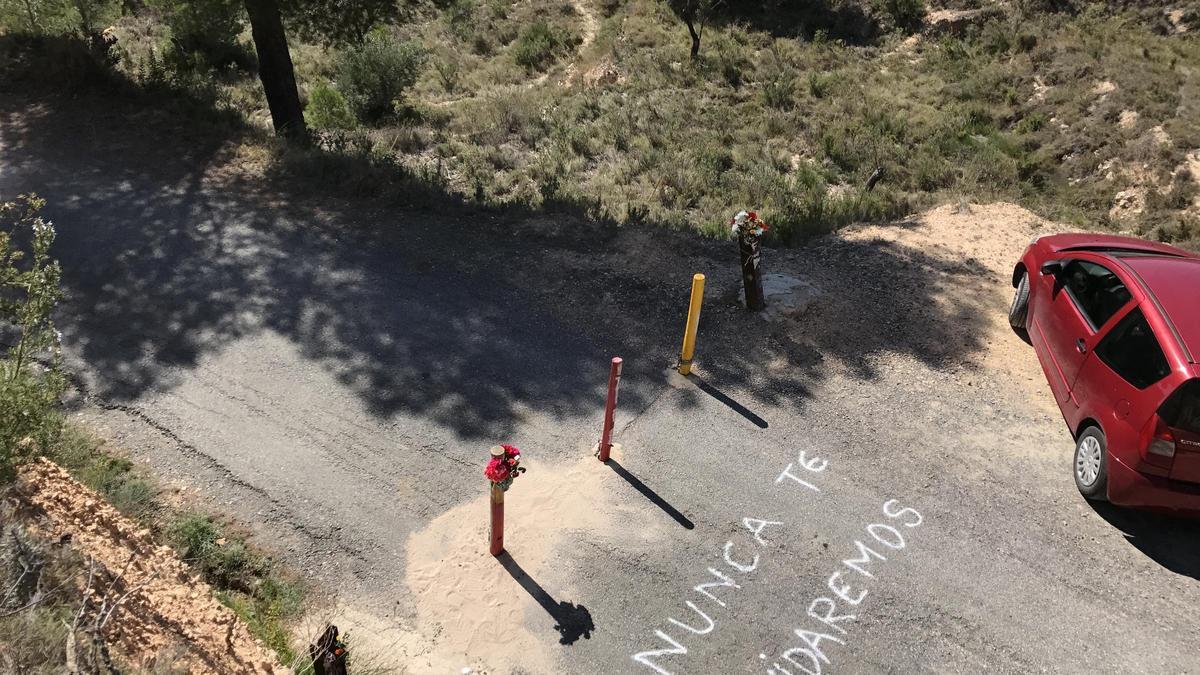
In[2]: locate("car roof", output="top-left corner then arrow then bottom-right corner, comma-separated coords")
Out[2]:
1042,233 -> 1192,258
1115,254 -> 1200,363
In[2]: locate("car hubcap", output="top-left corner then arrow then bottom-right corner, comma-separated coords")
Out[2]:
1076,436 -> 1102,486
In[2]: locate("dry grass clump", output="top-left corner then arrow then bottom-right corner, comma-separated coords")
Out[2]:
5,1 -> 1199,245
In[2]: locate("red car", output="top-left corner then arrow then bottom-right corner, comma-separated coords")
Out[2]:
1010,234 -> 1200,513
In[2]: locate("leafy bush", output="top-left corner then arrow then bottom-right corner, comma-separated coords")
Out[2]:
0,0 -> 118,35
435,57 -> 461,92
152,0 -> 252,70
762,74 -> 796,110
305,81 -> 357,131
513,20 -> 562,70
335,29 -> 428,123
1,195 -> 64,484
169,514 -> 268,591
873,0 -> 926,33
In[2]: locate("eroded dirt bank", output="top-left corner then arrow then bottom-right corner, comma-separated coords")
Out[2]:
12,459 -> 282,673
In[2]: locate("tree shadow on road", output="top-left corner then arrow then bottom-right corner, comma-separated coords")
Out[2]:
0,81 -> 997,441
496,551 -> 594,645
1088,501 -> 1200,580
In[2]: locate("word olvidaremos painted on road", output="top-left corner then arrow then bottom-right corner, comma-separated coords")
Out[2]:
757,500 -> 923,675
629,449 -> 925,674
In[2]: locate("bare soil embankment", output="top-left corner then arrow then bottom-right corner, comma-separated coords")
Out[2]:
13,459 -> 283,673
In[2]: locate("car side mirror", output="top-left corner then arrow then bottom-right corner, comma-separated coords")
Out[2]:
1041,260 -> 1064,276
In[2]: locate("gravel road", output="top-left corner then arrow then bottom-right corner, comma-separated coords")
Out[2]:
3,93 -> 1199,673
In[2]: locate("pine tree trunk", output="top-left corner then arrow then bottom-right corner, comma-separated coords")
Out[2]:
686,17 -> 701,59
243,0 -> 307,140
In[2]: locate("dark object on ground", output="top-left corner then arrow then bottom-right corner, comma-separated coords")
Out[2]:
866,166 -> 885,192
739,234 -> 765,311
310,624 -> 349,675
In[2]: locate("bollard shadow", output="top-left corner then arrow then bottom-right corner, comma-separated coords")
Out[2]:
496,551 -> 595,645
685,374 -> 769,429
605,459 -> 696,530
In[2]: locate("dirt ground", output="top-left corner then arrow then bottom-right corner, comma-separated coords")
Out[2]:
12,459 -> 282,673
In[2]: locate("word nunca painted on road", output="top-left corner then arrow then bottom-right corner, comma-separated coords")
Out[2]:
758,499 -> 924,675
630,449 -> 828,675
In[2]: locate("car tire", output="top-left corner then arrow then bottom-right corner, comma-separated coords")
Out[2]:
1009,269 -> 1030,343
1074,427 -> 1109,501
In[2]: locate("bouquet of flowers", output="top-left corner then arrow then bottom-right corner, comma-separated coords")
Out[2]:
730,210 -> 769,239
484,444 -> 526,491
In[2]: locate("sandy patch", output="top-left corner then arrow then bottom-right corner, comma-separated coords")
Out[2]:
14,459 -> 282,673
403,452 -> 659,673
1118,109 -> 1140,130
1092,80 -> 1117,96
840,202 -> 1064,399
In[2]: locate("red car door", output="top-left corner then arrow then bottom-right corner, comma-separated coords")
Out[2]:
1032,257 -> 1133,406
1073,305 -> 1176,466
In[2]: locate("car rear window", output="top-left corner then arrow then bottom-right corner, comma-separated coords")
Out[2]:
1161,380 -> 1200,434
1063,260 -> 1131,329
1095,308 -> 1171,389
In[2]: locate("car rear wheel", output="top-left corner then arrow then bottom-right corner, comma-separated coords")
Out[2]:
1009,269 -> 1030,343
1074,427 -> 1109,501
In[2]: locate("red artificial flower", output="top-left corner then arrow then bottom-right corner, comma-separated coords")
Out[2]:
485,457 -> 510,483
748,211 -> 758,221
502,444 -> 521,458
761,222 -> 770,231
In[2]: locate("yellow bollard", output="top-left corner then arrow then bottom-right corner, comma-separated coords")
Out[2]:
678,273 -> 706,375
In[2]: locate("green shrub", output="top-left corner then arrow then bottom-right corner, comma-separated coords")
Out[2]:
305,82 -> 357,131
763,74 -> 797,110
873,0 -> 926,33
808,72 -> 840,98
444,0 -> 478,39
0,0 -> 118,35
435,57 -> 461,92
513,20 -> 562,70
1,195 -> 64,484
169,514 -> 268,591
152,0 -> 252,70
167,512 -> 304,662
335,29 -> 427,123
1014,112 -> 1047,134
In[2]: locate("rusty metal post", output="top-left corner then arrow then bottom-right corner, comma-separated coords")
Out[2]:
598,357 -> 623,462
489,445 -> 505,556
739,234 -> 765,311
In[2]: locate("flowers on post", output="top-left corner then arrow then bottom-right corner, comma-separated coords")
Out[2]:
485,444 -> 526,491
730,210 -> 769,239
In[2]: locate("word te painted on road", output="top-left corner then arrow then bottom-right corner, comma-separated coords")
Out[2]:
758,499 -> 924,675
630,449 -> 828,675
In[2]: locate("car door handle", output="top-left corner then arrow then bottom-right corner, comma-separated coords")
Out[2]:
1076,338 -> 1087,353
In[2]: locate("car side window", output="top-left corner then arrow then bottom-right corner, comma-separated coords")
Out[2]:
1062,260 -> 1131,329
1095,308 -> 1171,389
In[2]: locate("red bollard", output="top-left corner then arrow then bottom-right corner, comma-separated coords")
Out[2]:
598,357 -> 623,462
488,445 -> 505,556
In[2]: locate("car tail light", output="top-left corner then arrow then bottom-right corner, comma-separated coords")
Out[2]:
1147,415 -> 1176,459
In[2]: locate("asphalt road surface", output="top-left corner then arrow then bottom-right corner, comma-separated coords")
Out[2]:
3,94 -> 1200,673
